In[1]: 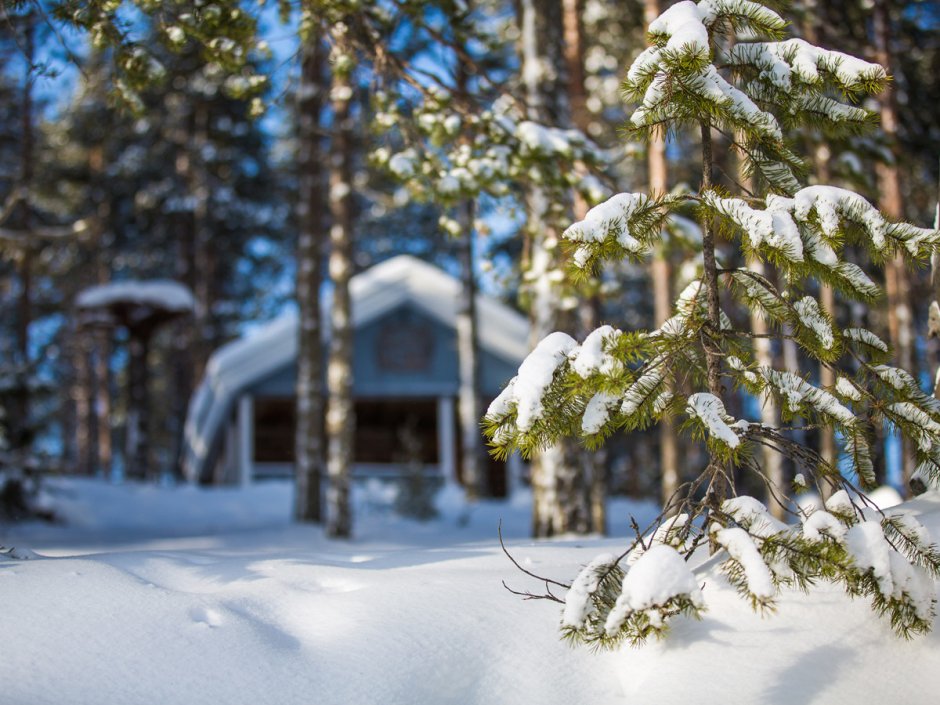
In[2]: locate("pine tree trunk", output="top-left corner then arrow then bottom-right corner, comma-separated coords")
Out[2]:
520,0 -> 590,537
931,177 -> 940,405
325,31 -> 355,538
456,199 -> 483,499
170,96 -> 197,480
73,322 -> 94,475
563,0 -> 606,533
191,103 -> 216,384
11,17 -> 35,454
698,121 -> 728,507
646,0 -> 680,516
749,260 -> 786,516
815,149 -> 838,485
803,0 -> 837,489
126,330 -> 151,480
733,135 -> 786,517
294,35 -> 327,523
94,323 -> 113,479
873,0 -> 915,490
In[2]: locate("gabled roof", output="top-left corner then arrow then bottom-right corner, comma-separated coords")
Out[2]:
183,254 -> 529,481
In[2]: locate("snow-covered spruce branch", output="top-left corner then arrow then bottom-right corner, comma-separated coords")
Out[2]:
563,192 -> 680,274
492,0 -> 940,648
550,495 -> 940,648
704,188 -> 927,300
483,327 -> 698,458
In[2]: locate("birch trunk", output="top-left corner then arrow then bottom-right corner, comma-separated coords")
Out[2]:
325,29 -> 355,538
873,0 -> 915,490
294,36 -> 327,522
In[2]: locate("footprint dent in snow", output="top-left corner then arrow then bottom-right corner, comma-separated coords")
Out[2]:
190,606 -> 224,628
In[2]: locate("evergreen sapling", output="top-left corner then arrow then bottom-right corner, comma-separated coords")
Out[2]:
486,0 -> 940,647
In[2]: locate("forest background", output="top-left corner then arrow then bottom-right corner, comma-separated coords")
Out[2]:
1,0 -> 939,538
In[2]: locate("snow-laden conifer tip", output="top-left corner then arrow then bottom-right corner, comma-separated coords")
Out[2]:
485,332 -> 577,432
686,393 -> 741,449
604,544 -> 703,636
562,553 -> 618,628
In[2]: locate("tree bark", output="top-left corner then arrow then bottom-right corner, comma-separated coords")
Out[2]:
563,0 -> 606,533
294,34 -> 327,522
873,0 -> 915,490
645,0 -> 681,516
454,52 -> 484,502
801,0 -> 837,491
325,28 -> 355,538
749,260 -> 786,516
455,199 -> 483,499
11,15 -> 35,453
815,152 -> 838,484
699,121 -> 728,506
520,0 -> 590,537
94,321 -> 113,479
126,329 -> 151,480
731,128 -> 786,517
72,322 -> 94,475
191,103 -> 216,383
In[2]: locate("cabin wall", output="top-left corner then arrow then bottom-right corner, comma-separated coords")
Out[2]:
246,303 -> 519,399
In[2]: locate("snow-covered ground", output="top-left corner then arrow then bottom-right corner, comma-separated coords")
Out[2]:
1,479 -> 938,704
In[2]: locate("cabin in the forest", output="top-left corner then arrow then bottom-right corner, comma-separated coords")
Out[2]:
182,255 -> 528,495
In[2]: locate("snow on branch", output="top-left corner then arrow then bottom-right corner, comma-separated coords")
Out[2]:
703,191 -> 803,262
886,403 -> 940,452
601,545 -> 704,639
711,526 -> 776,606
563,192 -> 671,271
569,325 -> 624,379
723,495 -> 789,538
562,553 -> 619,629
759,368 -> 856,427
686,392 -> 743,450
793,296 -> 834,351
794,185 -> 939,258
843,327 -> 889,355
625,1 -> 786,144
485,332 -> 577,434
845,522 -> 936,627
548,487 -> 940,649
728,38 -> 887,94
648,1 -> 711,55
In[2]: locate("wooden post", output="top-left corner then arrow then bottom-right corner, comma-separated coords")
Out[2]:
237,395 -> 254,486
437,396 -> 457,486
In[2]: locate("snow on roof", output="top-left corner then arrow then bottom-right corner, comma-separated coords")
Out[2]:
77,280 -> 195,312
183,254 -> 529,481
